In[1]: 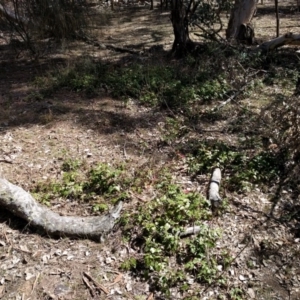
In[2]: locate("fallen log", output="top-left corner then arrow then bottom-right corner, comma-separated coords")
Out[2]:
258,32 -> 300,52
208,168 -> 222,210
0,178 -> 122,240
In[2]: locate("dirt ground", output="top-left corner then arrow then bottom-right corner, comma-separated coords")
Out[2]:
1,2 -> 300,299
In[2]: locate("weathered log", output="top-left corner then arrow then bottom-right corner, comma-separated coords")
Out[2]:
208,168 -> 222,209
258,32 -> 300,52
0,178 -> 122,240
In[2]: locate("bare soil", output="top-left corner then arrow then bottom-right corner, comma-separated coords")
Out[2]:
1,3 -> 300,300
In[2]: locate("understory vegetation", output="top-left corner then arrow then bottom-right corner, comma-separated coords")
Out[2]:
30,43 -> 300,298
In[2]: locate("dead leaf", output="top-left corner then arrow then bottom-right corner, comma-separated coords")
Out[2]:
112,273 -> 123,285
247,288 -> 255,298
147,293 -> 154,300
0,285 -> 5,297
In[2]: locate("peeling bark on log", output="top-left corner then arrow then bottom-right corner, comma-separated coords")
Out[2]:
0,178 -> 122,240
208,168 -> 222,209
258,32 -> 300,52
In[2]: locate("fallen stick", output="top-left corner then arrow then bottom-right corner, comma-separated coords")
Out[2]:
82,275 -> 95,297
211,85 -> 247,112
179,226 -> 201,237
83,272 -> 109,295
208,168 -> 222,210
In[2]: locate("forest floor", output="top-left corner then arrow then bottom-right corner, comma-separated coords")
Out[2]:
1,2 -> 300,299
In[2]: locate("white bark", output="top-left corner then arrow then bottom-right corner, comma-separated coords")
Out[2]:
208,168 -> 222,209
226,0 -> 257,40
0,178 -> 122,240
180,226 -> 201,237
258,32 -> 300,51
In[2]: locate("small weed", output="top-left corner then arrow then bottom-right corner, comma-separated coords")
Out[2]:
33,160 -> 127,210
120,258 -> 137,271
187,141 -> 282,192
229,287 -> 244,300
61,159 -> 82,172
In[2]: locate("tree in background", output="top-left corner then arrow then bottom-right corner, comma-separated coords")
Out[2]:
170,0 -> 232,56
0,0 -> 88,54
226,0 -> 257,44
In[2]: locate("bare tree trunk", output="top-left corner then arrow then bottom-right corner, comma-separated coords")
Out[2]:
0,178 -> 123,240
275,0 -> 279,37
226,0 -> 257,43
170,0 -> 194,56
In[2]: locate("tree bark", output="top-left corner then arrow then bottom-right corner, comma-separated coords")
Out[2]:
226,0 -> 257,43
170,0 -> 193,56
208,168 -> 222,210
275,0 -> 279,37
0,178 -> 123,240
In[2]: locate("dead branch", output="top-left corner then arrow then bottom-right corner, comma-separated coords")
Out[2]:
258,32 -> 300,52
77,34 -> 141,55
212,86 -> 246,112
82,275 -> 96,297
208,168 -> 222,209
0,178 -> 122,240
179,226 -> 201,237
83,272 -> 109,294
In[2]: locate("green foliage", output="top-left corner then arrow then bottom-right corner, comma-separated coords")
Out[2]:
198,78 -> 228,101
187,141 -> 282,192
120,258 -> 137,271
33,160 -> 126,211
61,159 -> 82,172
84,164 -> 123,195
36,56 -> 229,109
122,174 -> 229,296
229,287 -> 244,300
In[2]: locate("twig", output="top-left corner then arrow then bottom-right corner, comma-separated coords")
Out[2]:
211,86 -> 246,112
83,272 -> 109,295
129,191 -> 147,202
108,273 -> 123,286
82,275 -> 95,297
0,159 -> 13,164
202,235 -> 252,294
13,247 -> 32,254
123,142 -> 127,159
147,293 -> 154,300
212,70 -> 263,112
31,273 -> 40,295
